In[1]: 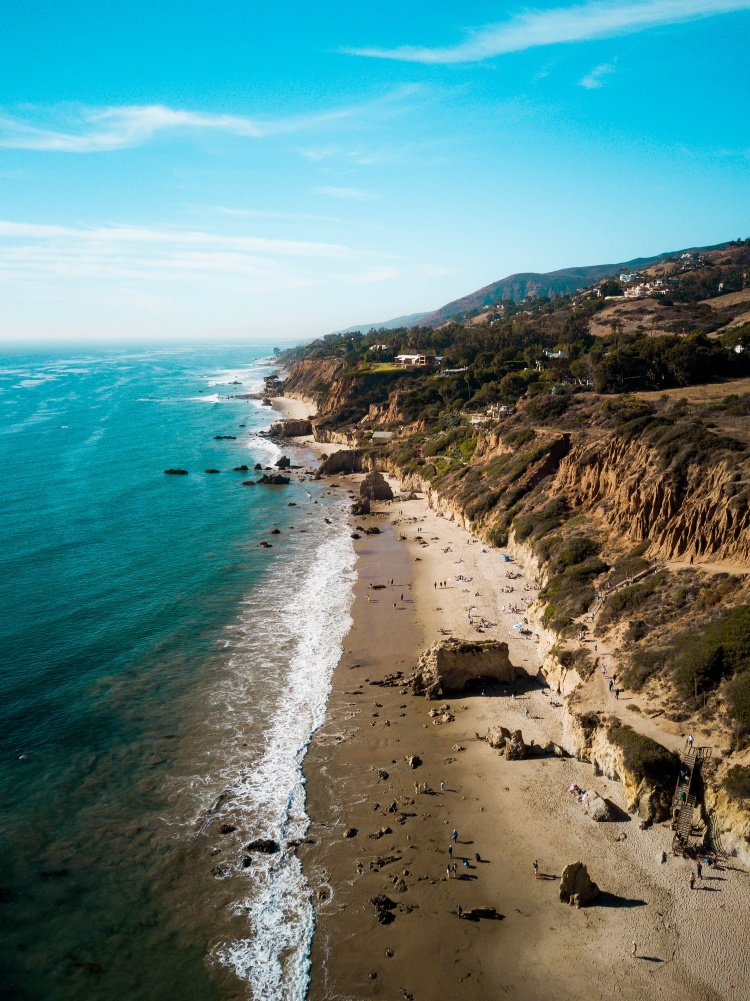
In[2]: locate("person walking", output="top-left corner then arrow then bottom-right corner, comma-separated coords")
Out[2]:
533,859 -> 539,879
632,942 -> 637,958
696,861 -> 703,880
456,904 -> 463,918
689,872 -> 696,890
448,843 -> 453,858
451,828 -> 458,842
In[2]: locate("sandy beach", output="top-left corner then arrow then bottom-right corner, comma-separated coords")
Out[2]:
270,397 -> 750,1001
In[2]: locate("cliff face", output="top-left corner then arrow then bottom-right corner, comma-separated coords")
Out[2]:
282,358 -> 344,407
554,436 -> 750,562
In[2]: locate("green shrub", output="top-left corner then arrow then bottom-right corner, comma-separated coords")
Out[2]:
726,673 -> 750,737
460,436 -> 477,461
525,393 -> 570,421
486,521 -> 509,547
598,572 -> 665,625
541,558 -> 607,632
549,536 -> 600,572
673,605 -> 750,699
502,427 -> 535,448
606,720 -> 678,786
723,764 -> 750,802
622,649 -> 665,691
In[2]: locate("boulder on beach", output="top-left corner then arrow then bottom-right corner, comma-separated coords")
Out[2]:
352,497 -> 371,516
370,894 -> 397,925
407,639 -> 521,699
315,450 -> 363,478
360,470 -> 393,502
275,455 -> 291,469
559,861 -> 599,907
164,468 -> 189,475
582,792 -> 619,822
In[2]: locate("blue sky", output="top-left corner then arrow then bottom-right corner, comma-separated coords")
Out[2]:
1,0 -> 749,343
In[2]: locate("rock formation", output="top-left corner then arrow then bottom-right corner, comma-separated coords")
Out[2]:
360,470 -> 394,502
257,473 -> 291,485
352,497 -> 371,516
316,450 -> 363,477
275,455 -> 291,469
582,791 -> 619,822
559,861 -> 599,907
163,468 -> 188,475
269,418 -> 313,437
408,639 -> 521,699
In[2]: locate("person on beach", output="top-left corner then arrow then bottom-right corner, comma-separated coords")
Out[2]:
632,942 -> 637,958
440,781 -> 445,792
697,861 -> 703,880
456,904 -> 463,918
533,860 -> 539,879
448,843 -> 453,858
690,872 -> 696,890
451,828 -> 458,842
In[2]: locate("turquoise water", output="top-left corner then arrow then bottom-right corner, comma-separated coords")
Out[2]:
0,345 -> 355,1000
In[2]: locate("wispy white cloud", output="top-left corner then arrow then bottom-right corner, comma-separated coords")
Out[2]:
344,0 -> 750,64
579,61 -> 616,88
0,218 -> 400,296
0,86 -> 426,153
314,186 -> 374,201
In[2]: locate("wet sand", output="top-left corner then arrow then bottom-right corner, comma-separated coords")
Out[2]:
300,486 -> 749,1001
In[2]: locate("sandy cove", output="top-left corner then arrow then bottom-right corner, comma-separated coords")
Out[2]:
270,397 -> 749,1001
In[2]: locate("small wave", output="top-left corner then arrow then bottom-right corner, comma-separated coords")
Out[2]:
183,502 -> 356,1000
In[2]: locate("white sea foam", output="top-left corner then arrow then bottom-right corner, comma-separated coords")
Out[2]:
175,488 -> 355,1000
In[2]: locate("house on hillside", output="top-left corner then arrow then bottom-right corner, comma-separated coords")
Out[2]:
395,354 -> 437,367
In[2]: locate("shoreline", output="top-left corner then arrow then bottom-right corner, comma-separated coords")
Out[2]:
267,392 -> 748,1000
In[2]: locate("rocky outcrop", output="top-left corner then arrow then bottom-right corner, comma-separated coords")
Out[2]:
360,470 -> 394,502
257,474 -> 290,485
269,418 -> 313,437
408,639 -> 521,699
559,861 -> 599,907
352,497 -> 371,516
164,468 -> 188,475
316,450 -> 363,477
562,711 -> 677,822
275,455 -> 291,469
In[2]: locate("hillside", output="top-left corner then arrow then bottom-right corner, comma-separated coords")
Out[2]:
338,240 -> 737,335
278,236 -> 750,861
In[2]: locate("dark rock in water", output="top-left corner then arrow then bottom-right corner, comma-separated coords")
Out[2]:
242,480 -> 256,486
211,864 -> 231,879
271,528 -> 281,534
38,869 -> 70,880
245,838 -> 280,854
164,468 -> 188,475
254,463 -> 263,470
360,470 -> 394,502
288,502 -> 297,506
343,827 -> 358,839
240,856 -> 253,868
377,769 -> 389,781
259,541 -> 272,549
275,455 -> 291,469
205,469 -> 221,474
370,894 -> 397,925
213,435 -> 237,440
233,464 -> 250,472
351,533 -> 361,540
258,474 -> 290,485
218,823 -> 237,835
365,526 -> 381,536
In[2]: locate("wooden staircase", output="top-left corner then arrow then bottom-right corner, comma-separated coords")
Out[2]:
671,745 -> 710,853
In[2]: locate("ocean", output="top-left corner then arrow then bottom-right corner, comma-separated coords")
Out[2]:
0,344 -> 355,1000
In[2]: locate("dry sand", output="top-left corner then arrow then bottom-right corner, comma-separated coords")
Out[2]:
269,397 -> 749,1001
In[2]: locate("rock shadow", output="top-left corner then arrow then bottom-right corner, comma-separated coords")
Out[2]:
595,892 -> 647,908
